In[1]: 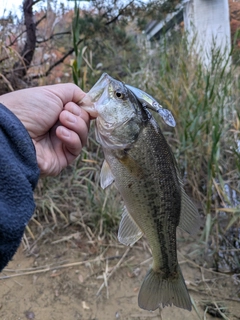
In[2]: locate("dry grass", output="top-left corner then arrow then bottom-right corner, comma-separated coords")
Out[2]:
1,9 -> 240,320
32,130 -> 122,242
126,35 -> 240,255
27,35 -> 240,278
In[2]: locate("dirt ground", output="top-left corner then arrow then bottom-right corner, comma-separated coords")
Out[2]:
0,228 -> 240,320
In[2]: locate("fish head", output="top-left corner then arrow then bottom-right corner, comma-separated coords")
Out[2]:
81,73 -> 144,149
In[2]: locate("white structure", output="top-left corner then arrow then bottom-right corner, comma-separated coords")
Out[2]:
145,4 -> 184,42
145,0 -> 231,68
184,0 -> 231,68
145,6 -> 183,42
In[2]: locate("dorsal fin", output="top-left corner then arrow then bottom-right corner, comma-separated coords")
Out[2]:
179,186 -> 201,235
174,163 -> 200,235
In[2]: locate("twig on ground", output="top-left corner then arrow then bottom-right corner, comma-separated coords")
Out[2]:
51,232 -> 81,244
1,249 -> 132,281
22,233 -> 31,251
213,302 -> 229,320
178,251 -> 231,277
158,307 -> 163,320
0,253 -> 105,280
129,314 -> 159,319
201,267 -> 212,294
225,297 -> 240,302
139,257 -> 152,266
103,259 -> 109,299
96,247 -> 131,296
191,295 -> 202,320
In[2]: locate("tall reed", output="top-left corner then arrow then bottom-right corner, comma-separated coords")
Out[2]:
126,33 -> 240,246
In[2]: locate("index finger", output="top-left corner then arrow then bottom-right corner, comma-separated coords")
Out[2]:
43,83 -> 86,106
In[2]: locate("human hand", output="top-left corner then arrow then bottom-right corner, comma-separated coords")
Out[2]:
0,84 -> 90,176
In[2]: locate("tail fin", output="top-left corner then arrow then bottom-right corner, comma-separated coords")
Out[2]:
138,265 -> 192,311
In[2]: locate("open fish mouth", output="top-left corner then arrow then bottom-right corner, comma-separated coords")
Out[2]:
79,73 -> 176,128
78,73 -> 111,117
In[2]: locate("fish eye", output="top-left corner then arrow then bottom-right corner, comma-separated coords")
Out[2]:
115,91 -> 124,99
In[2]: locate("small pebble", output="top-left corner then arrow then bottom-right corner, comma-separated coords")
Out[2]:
25,311 -> 35,319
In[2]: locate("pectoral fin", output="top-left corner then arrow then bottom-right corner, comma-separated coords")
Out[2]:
118,207 -> 143,246
100,160 -> 115,189
178,187 -> 201,235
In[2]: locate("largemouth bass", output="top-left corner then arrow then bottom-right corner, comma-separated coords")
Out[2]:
80,73 -> 200,311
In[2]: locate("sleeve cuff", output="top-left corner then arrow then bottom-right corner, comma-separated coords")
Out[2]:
0,103 -> 40,271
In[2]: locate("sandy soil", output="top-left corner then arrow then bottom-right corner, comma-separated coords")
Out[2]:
0,228 -> 240,320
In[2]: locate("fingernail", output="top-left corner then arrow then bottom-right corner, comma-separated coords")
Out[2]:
74,106 -> 81,116
61,127 -> 70,137
68,113 -> 76,123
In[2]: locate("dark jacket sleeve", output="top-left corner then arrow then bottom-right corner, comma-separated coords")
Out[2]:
0,103 -> 40,271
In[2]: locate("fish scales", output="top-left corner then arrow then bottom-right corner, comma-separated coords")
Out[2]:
80,73 -> 200,312
104,118 -> 181,278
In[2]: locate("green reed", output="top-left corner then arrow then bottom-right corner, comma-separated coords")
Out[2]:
126,33 -> 240,243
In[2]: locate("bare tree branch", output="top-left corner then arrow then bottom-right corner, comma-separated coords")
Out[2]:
36,31 -> 71,44
6,29 -> 26,48
6,14 -> 46,48
35,14 -> 47,27
13,0 -> 36,78
32,0 -> 42,5
105,0 -> 134,25
29,39 -> 84,80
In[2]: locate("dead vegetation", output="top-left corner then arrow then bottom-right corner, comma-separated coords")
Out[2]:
1,230 -> 240,319
1,2 -> 240,319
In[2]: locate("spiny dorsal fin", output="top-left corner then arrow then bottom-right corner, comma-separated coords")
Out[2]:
100,160 -> 115,190
118,207 -> 143,246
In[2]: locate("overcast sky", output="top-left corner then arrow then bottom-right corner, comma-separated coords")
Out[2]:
1,0 -> 89,19
2,0 -> 22,17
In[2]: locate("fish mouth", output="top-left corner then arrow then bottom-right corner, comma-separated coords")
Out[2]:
78,73 -> 112,117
